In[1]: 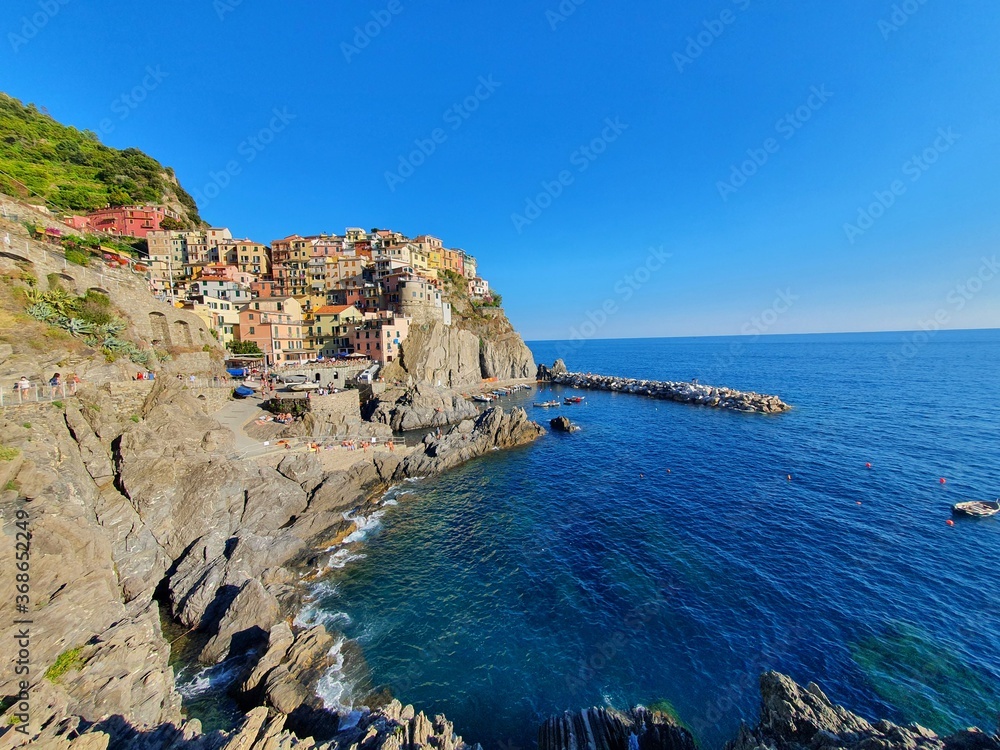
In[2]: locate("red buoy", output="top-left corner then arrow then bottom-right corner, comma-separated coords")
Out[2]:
946,519 -> 955,526
939,478 -> 947,484
866,463 -> 872,469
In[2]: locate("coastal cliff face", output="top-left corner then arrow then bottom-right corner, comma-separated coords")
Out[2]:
371,304 -> 535,431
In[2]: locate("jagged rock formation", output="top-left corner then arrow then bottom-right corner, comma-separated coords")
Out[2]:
539,707 -> 696,750
365,384 -> 480,432
399,407 -> 544,476
381,316 -> 535,390
537,359 -> 568,381
725,672 -> 1000,750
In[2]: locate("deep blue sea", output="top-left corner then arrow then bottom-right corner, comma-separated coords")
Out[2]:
301,331 -> 1000,749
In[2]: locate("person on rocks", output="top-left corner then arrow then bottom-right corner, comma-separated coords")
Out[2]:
49,372 -> 61,397
69,373 -> 81,395
15,375 -> 30,392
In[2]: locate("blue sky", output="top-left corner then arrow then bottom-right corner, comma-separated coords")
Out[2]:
3,0 -> 1000,339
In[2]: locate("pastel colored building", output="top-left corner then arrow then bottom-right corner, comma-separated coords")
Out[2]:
312,304 -> 363,358
191,295 -> 242,345
350,315 -> 410,363
237,297 -> 306,366
469,276 -> 490,299
67,205 -> 182,238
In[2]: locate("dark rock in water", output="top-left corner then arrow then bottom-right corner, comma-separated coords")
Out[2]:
552,358 -> 568,376
539,706 -> 696,750
724,672 -> 1000,750
550,416 -> 576,433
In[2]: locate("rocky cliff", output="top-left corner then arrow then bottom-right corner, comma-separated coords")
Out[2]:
370,296 -> 535,430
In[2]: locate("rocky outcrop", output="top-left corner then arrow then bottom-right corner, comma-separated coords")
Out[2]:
550,416 -> 578,433
537,359 -> 568,381
382,317 -> 535,389
539,707 -> 696,750
725,672 -> 1000,750
552,373 -> 791,414
366,384 -> 481,431
383,321 -> 483,388
398,407 -> 544,477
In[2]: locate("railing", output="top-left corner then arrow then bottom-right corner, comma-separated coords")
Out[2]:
230,434 -> 410,460
0,382 -> 73,407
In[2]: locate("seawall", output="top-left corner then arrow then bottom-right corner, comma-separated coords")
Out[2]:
552,372 -> 790,414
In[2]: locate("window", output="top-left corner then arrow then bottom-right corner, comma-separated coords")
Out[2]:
249,326 -> 255,334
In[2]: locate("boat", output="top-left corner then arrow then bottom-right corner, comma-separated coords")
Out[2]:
533,400 -> 561,408
952,500 -> 1000,518
564,396 -> 585,404
289,382 -> 320,392
233,385 -> 256,399
473,394 -> 493,403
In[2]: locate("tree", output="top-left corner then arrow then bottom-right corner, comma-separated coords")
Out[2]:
228,340 -> 262,355
160,216 -> 183,231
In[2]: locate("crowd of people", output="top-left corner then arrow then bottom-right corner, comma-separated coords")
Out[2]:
11,372 -> 82,397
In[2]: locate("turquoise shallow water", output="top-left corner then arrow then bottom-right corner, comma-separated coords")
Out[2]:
305,331 -> 1000,749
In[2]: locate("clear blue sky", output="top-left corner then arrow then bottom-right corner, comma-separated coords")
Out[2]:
3,0 -> 999,339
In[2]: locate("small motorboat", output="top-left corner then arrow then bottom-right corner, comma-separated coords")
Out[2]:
533,400 -> 561,408
233,385 -> 256,399
952,500 -> 1000,518
473,395 -> 493,403
289,382 -> 321,392
564,396 -> 585,404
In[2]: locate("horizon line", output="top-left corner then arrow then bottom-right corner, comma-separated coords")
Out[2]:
524,326 -> 1000,344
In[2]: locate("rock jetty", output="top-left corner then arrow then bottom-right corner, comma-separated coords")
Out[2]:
551,372 -> 790,414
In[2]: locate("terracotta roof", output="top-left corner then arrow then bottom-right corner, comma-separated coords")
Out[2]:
314,305 -> 355,315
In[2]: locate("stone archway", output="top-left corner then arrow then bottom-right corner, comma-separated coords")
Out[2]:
149,312 -> 171,347
171,319 -> 194,347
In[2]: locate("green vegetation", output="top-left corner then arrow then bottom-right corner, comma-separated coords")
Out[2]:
0,93 -> 201,224
21,286 -> 151,365
52,400 -> 64,409
64,247 -> 90,266
0,444 -> 20,460
228,339 -> 262,355
21,422 -> 30,429
130,414 -> 141,423
44,647 -> 85,683
4,479 -> 19,492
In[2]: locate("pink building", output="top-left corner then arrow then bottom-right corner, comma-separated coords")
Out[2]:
67,205 -> 181,238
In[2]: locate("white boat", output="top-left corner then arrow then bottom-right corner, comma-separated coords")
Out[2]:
473,395 -> 493,403
289,382 -> 320,392
952,500 -> 1000,518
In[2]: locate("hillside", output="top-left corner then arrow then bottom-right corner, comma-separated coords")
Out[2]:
0,93 -> 202,225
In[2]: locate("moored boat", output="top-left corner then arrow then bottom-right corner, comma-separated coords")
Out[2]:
233,385 -> 256,399
952,500 -> 1000,518
473,394 -> 493,403
533,400 -> 561,407
564,396 -> 585,404
289,382 -> 320,392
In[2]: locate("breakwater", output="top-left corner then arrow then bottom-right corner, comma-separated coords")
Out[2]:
551,372 -> 790,413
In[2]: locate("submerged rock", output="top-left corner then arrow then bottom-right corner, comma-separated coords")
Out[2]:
550,416 -> 578,433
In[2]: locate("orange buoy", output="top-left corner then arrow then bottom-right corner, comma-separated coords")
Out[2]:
946,519 -> 955,526
939,477 -> 947,484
